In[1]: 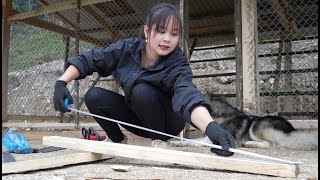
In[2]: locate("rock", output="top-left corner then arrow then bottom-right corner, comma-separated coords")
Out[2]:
111,165 -> 132,172
306,176 -> 317,180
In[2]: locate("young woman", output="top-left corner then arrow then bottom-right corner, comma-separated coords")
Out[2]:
53,3 -> 235,156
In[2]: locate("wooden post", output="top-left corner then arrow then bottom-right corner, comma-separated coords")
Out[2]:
234,0 -> 243,110
2,0 -> 13,127
241,0 -> 258,114
74,0 -> 81,128
180,0 -> 190,60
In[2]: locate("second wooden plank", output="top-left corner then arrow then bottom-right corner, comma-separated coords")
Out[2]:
43,136 -> 299,178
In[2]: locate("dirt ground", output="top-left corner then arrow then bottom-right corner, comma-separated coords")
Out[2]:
2,131 -> 318,180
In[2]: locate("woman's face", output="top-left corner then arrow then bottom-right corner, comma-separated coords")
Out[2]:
144,16 -> 180,61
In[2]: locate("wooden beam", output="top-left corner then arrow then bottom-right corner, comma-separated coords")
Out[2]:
8,0 -> 114,21
190,24 -> 234,34
190,14 -> 234,21
12,8 -> 105,46
2,152 -> 112,174
37,0 -> 77,30
17,16 -> 107,46
43,136 -> 299,178
2,0 -> 12,124
82,5 -> 118,38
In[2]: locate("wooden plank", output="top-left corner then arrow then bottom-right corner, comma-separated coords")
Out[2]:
18,130 -> 82,140
2,152 -> 112,174
8,0 -> 113,21
7,114 -> 95,121
43,136 -> 299,178
3,122 -> 103,130
17,128 -> 136,141
3,123 -> 77,129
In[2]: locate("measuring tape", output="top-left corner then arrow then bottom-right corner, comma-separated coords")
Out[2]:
64,99 -> 299,165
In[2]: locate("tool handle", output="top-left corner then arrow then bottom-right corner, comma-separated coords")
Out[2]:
89,127 -> 100,141
81,127 -> 89,139
64,98 -> 71,108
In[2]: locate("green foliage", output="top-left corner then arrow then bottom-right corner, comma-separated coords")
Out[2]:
8,1 -> 96,72
9,24 -> 64,72
9,23 -> 94,72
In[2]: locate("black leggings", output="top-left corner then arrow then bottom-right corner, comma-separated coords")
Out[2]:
84,83 -> 185,142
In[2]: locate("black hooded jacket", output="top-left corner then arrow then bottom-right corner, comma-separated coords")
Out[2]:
67,38 -> 212,124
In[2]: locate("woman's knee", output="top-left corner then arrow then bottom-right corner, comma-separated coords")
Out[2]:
170,121 -> 186,136
131,83 -> 159,106
84,87 -> 103,106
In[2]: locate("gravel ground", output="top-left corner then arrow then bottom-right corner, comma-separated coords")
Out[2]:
2,135 -> 318,180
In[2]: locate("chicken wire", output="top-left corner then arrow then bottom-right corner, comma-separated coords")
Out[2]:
6,0 -> 181,124
257,0 -> 318,119
5,0 -> 318,125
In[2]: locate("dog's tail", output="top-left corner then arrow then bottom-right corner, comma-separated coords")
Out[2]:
270,129 -> 318,150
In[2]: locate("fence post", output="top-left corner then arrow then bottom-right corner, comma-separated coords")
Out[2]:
241,0 -> 258,114
180,0 -> 190,60
74,0 -> 81,128
234,0 -> 243,110
2,0 -> 13,126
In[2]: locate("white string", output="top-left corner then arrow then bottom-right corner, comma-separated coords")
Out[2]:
69,107 -> 300,165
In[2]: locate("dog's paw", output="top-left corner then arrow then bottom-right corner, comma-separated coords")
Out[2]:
244,141 -> 257,148
244,141 -> 270,149
169,140 -> 189,147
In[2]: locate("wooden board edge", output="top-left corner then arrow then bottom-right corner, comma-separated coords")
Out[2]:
2,152 -> 112,174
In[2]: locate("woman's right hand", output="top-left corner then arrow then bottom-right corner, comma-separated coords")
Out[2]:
53,80 -> 74,113
205,121 -> 236,157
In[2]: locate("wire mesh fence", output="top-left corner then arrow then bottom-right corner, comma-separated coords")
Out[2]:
5,0 -> 318,125
257,0 -> 318,119
7,0 -> 181,123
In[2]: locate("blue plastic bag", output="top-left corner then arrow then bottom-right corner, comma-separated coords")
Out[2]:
2,129 -> 33,154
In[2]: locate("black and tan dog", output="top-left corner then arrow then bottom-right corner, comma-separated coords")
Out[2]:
171,96 -> 318,150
